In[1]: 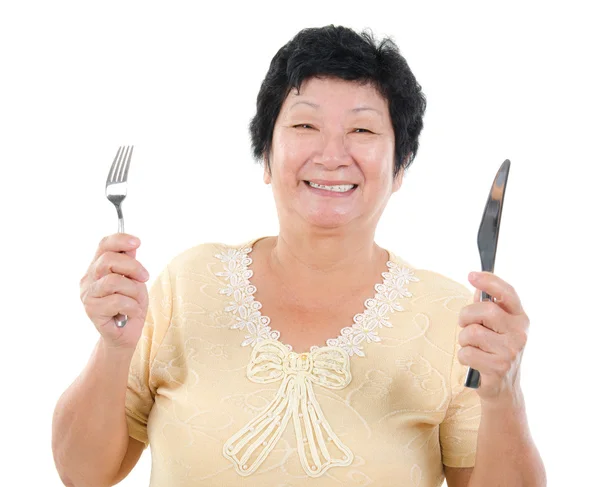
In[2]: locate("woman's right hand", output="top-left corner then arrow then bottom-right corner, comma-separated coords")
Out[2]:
80,233 -> 150,351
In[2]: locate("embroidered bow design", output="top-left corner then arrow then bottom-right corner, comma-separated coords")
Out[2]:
223,339 -> 354,477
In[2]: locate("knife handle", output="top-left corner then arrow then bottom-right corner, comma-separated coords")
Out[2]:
465,367 -> 481,389
464,289 -> 493,388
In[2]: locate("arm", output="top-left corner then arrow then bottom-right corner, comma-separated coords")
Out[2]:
443,392 -> 545,487
466,390 -> 546,487
52,338 -> 141,487
444,467 -> 473,487
455,272 -> 546,487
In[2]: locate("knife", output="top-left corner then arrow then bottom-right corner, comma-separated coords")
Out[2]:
464,159 -> 511,389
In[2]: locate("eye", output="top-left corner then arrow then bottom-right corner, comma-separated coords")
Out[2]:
353,128 -> 373,134
293,124 -> 315,130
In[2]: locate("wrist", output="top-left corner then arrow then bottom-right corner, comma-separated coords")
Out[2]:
481,387 -> 525,413
97,337 -> 136,362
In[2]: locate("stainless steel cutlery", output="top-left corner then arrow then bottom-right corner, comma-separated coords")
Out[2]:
465,159 -> 511,388
105,146 -> 134,328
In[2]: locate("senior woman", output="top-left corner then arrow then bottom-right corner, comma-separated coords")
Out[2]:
52,25 -> 545,487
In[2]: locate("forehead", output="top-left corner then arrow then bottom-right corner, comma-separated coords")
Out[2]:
282,76 -> 388,112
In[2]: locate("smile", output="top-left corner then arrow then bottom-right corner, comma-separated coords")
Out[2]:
304,181 -> 358,195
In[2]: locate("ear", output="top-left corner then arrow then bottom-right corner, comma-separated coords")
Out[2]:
263,154 -> 271,184
392,166 -> 404,193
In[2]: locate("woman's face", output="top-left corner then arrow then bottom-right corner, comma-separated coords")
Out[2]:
265,76 -> 402,232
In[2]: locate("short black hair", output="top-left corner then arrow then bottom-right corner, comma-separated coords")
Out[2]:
249,25 -> 427,178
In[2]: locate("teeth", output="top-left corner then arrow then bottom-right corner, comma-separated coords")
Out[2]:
308,182 -> 355,192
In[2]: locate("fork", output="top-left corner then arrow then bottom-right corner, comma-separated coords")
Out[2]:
105,145 -> 134,328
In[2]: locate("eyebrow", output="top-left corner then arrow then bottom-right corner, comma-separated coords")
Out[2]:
289,101 -> 382,116
290,101 -> 319,110
351,107 -> 382,116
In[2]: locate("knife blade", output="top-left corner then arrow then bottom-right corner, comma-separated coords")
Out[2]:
464,159 -> 511,389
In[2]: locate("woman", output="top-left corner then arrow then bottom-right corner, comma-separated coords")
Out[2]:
52,25 -> 545,486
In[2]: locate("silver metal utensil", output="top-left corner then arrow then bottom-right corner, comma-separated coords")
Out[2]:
105,145 -> 134,328
465,159 -> 511,389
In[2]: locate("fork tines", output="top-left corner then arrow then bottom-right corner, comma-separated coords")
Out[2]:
107,145 -> 134,185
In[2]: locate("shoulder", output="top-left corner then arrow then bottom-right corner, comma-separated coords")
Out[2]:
387,252 -> 474,312
384,254 -> 475,366
165,237 -> 258,275
414,267 -> 474,306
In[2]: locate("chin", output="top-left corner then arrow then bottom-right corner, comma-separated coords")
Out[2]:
303,212 -> 354,229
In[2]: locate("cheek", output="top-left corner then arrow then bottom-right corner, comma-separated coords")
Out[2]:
350,138 -> 394,176
272,133 -> 315,171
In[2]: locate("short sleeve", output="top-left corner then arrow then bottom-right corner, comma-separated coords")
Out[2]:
439,293 -> 482,468
124,265 -> 173,448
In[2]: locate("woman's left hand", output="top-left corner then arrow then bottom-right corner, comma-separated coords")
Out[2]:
458,271 -> 530,404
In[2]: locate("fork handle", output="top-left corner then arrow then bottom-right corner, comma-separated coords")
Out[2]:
114,211 -> 128,327
115,314 -> 128,328
117,207 -> 124,233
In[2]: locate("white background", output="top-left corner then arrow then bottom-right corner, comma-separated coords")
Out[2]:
1,1 -> 598,485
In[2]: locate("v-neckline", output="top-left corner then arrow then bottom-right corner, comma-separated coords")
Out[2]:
216,236 -> 416,358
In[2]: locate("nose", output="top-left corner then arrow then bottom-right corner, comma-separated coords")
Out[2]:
312,130 -> 352,169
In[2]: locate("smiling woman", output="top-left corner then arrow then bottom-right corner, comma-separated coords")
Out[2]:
265,76 -> 400,231
51,24 -> 545,487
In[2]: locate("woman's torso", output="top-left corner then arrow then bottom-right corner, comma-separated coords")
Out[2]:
126,237 -> 480,486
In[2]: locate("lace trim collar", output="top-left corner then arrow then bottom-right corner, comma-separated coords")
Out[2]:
215,237 -> 419,357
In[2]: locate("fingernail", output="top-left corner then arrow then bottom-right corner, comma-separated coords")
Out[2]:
469,272 -> 479,281
129,237 -> 140,246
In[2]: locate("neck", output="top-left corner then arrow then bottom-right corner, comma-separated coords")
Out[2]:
264,226 -> 388,293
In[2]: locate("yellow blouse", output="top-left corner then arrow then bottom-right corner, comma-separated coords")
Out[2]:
125,236 -> 481,486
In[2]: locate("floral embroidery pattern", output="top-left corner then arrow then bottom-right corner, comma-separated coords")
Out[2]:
215,243 -> 419,356
215,241 -> 419,477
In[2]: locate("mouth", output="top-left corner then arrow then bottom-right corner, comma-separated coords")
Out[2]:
303,180 -> 358,193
